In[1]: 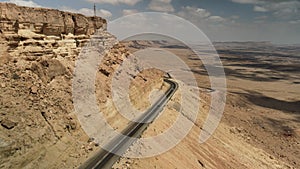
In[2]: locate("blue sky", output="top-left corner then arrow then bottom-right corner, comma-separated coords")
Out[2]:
1,0 -> 300,44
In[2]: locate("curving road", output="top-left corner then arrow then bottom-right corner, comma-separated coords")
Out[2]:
79,79 -> 178,169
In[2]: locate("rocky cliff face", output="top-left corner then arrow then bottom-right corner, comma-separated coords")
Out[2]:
0,3 -> 115,168
0,3 -> 107,58
0,3 -> 164,169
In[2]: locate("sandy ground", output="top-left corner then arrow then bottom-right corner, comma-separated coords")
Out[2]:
1,28 -> 299,168
112,41 -> 300,169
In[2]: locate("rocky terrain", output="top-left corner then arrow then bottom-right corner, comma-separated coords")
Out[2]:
1,3 -> 299,169
0,3 -> 164,168
113,40 -> 300,169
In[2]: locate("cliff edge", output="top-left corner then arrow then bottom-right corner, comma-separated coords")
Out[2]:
0,3 -> 164,169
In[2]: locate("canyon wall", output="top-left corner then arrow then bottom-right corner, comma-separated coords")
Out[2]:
0,3 -> 106,59
0,3 -> 112,169
0,3 -> 164,169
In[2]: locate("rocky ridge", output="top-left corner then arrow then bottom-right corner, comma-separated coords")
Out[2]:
0,3 -> 107,64
0,3 -> 165,168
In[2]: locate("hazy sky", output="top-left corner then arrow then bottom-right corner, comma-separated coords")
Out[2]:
1,0 -> 300,44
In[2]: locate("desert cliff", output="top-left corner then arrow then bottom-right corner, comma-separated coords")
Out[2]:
0,3 -> 164,168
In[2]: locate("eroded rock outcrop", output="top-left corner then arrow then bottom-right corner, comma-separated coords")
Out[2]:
0,3 -> 165,169
0,3 -> 115,168
0,3 -> 106,58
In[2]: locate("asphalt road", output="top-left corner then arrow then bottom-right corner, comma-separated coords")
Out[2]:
79,79 -> 178,169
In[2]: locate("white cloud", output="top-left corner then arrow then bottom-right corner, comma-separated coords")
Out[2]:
148,0 -> 175,12
177,6 -> 227,24
289,20 -> 300,24
269,1 -> 300,19
231,0 -> 260,4
207,16 -> 226,22
86,0 -> 141,6
177,6 -> 211,19
232,0 -> 300,19
122,9 -> 139,16
61,7 -> 112,19
5,0 -> 41,7
254,6 -> 268,12
97,9 -> 113,18
253,15 -> 269,24
230,15 -> 240,20
175,6 -> 229,42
